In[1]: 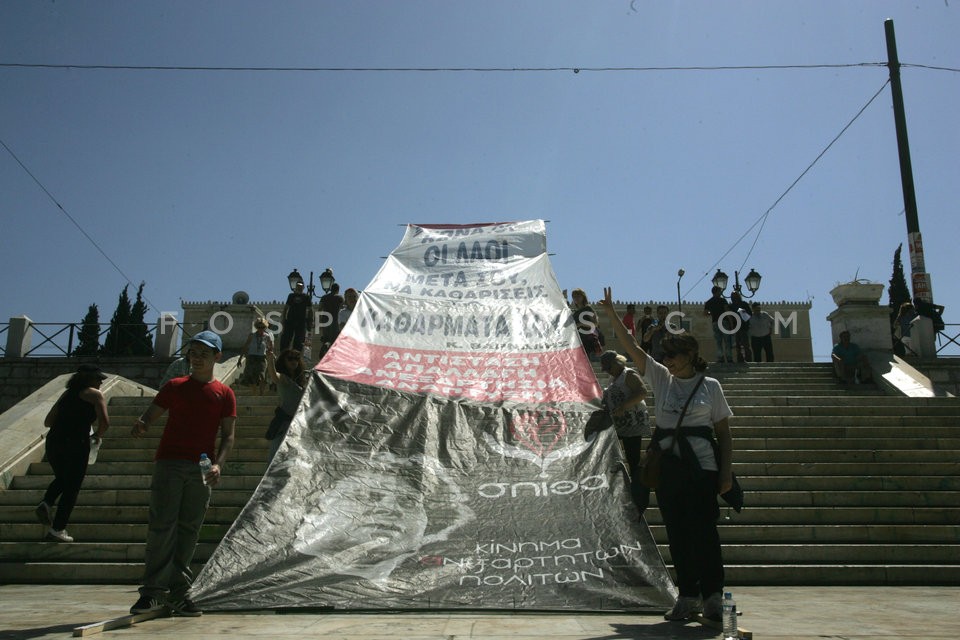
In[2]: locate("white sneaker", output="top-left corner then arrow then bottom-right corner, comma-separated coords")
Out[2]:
702,592 -> 723,622
45,528 -> 74,543
664,595 -> 702,621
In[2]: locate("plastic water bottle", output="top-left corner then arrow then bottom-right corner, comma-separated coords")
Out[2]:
722,591 -> 738,640
199,453 -> 213,485
88,435 -> 101,465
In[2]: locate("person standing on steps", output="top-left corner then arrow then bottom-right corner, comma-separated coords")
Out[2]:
37,364 -> 111,543
264,346 -> 307,463
237,317 -> 273,395
129,330 -> 236,617
598,350 -> 652,515
704,286 -> 734,364
748,302 -> 775,362
600,287 -> 734,624
280,281 -> 311,353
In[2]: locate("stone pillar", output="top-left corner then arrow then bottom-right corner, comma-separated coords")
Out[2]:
154,313 -> 181,358
4,316 -> 33,358
826,282 -> 891,351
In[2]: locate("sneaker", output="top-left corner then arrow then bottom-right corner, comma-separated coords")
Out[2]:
168,597 -> 202,617
35,502 -> 53,527
702,592 -> 723,622
664,595 -> 702,621
130,595 -> 167,615
44,528 -> 73,543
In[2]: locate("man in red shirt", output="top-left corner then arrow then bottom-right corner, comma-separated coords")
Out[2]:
129,330 -> 236,617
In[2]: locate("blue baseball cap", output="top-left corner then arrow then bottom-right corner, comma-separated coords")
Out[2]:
190,330 -> 223,352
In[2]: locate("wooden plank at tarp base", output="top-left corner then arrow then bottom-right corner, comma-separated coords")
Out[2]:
73,608 -> 169,637
695,613 -> 753,639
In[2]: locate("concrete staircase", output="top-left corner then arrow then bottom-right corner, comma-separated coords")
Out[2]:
631,361 -> 960,585
1,362 -> 959,585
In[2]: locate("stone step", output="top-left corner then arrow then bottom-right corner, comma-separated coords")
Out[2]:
11,474 -> 264,491
0,541 -> 218,562
718,490 -> 960,507
0,523 -> 229,542
735,437 -> 960,450
733,462 -> 960,476
730,416 -> 960,427
0,505 -> 243,524
733,449 -> 960,463
730,426 -> 960,440
0,488 -> 256,507
641,506 -> 960,525
66,448 -> 271,463
685,524 -> 960,544
734,405 -> 960,416
690,544 -> 960,565
734,476 -> 960,491
27,461 -> 269,476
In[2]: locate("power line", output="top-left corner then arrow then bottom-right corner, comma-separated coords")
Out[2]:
684,78 -> 892,297
0,137 -> 157,311
0,61 -> 888,73
902,63 -> 960,73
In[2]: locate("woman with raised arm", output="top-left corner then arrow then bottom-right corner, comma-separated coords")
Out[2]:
598,287 -> 734,624
264,347 -> 307,462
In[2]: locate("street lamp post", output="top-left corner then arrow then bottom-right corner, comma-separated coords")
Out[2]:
676,269 -> 685,317
712,268 -> 762,298
287,267 -> 337,300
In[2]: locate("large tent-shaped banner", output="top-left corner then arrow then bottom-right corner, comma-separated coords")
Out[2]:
191,220 -> 676,611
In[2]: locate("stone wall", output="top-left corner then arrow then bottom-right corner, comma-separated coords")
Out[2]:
597,300 -> 814,362
0,358 -> 172,415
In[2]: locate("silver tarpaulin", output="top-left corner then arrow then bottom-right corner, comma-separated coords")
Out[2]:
189,221 -> 676,611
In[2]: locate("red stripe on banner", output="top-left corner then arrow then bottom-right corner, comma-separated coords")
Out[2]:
317,335 -> 601,404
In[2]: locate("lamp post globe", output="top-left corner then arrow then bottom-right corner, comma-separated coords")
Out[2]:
712,269 -> 729,291
319,268 -> 336,294
287,269 -> 304,292
744,268 -> 762,295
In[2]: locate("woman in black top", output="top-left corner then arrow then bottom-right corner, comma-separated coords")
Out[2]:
38,364 -> 110,542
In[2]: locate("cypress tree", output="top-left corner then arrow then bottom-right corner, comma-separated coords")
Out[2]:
129,282 -> 154,356
72,303 -> 101,357
101,285 -> 133,356
888,244 -> 912,354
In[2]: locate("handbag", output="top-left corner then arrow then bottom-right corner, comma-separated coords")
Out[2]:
721,473 -> 744,513
264,407 -> 293,440
640,376 -> 704,489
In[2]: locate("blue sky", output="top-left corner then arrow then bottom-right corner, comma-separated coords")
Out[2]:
1,1 -> 958,360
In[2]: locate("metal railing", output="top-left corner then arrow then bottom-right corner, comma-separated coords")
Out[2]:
936,323 -> 960,355
0,321 -> 205,358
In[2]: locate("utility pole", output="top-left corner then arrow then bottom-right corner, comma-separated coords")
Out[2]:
885,18 -> 933,304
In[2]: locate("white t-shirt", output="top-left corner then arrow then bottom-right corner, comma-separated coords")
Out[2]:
643,353 -> 733,471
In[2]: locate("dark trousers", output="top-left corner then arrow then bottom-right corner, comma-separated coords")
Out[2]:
620,435 -> 650,514
751,335 -> 774,362
655,453 -> 724,598
42,433 -> 90,531
280,325 -> 306,353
